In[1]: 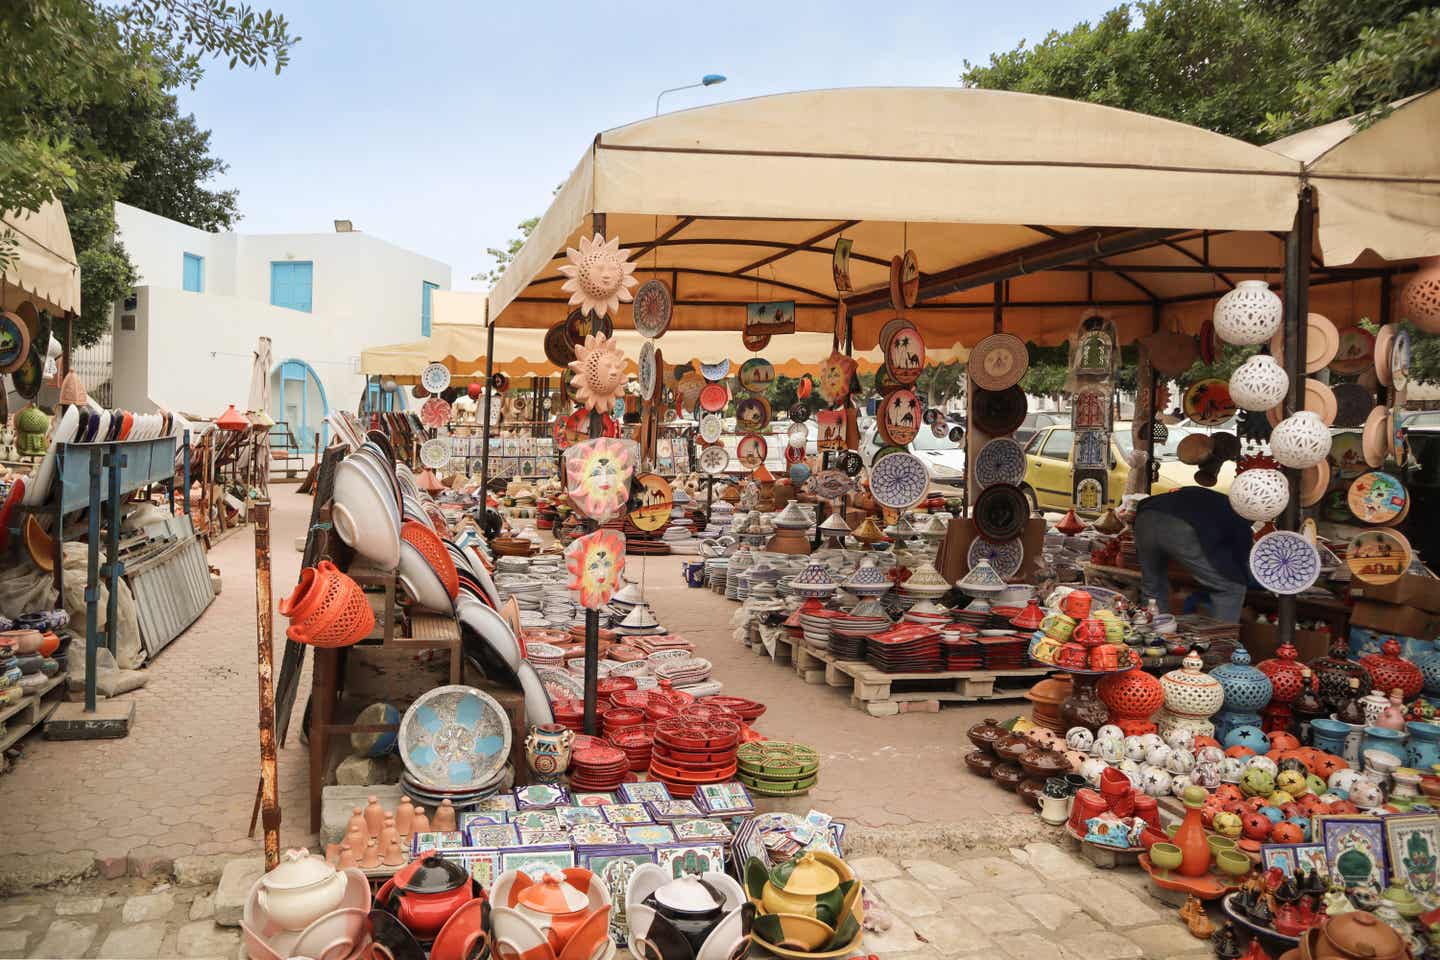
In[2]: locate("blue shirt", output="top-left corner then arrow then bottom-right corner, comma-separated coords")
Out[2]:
1134,487 -> 1256,586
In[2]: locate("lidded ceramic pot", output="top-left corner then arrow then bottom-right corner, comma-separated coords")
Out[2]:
842,558 -> 891,598
789,562 -> 840,599
1309,911 -> 1407,960
957,559 -> 1006,597
1256,642 -> 1307,704
900,562 -> 950,599
256,848 -> 349,931
1157,650 -> 1224,738
773,500 -> 815,531
1410,641 -> 1440,697
1211,649 -> 1274,714
1359,639 -> 1424,702
1312,635 -> 1372,710
1098,668 -> 1164,736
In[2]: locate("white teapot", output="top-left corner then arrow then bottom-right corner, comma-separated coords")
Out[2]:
256,848 -> 348,931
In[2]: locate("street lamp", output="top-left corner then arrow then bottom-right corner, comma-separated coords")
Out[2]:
655,74 -> 727,116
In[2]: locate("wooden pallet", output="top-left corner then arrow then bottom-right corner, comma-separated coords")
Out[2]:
1,675 -> 67,752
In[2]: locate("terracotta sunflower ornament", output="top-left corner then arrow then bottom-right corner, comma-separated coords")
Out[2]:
558,233 -> 638,319
568,332 -> 627,413
565,528 -> 626,609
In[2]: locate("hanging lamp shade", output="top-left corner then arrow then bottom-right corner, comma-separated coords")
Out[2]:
1401,257 -> 1440,333
1212,280 -> 1283,346
57,370 -> 87,406
215,404 -> 250,431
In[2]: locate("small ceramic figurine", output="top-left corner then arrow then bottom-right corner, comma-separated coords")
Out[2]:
1180,895 -> 1215,938
347,806 -> 368,841
380,817 -> 405,867
1212,920 -> 1243,959
361,837 -> 381,869
337,844 -> 357,869
364,795 -> 385,836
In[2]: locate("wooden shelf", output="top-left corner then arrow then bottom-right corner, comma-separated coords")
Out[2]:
0,675 -> 66,753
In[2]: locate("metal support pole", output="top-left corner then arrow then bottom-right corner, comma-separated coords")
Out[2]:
182,430 -> 192,517
582,211 -> 606,737
1377,274 -> 1393,408
253,500 -> 281,870
1144,303 -> 1162,494
479,320 -> 496,498
1277,187 -> 1314,648
104,449 -> 125,656
84,449 -> 100,712
992,281 -> 1004,334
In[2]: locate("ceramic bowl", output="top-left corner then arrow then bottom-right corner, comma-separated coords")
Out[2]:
753,913 -> 833,952
400,540 -> 453,613
333,460 -> 400,569
456,596 -> 521,671
292,907 -> 368,960
431,898 -> 490,960
492,906 -> 558,960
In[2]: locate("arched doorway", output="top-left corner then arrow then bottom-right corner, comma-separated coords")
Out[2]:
271,358 -> 329,452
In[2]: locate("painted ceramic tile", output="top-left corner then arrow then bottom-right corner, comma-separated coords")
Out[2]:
694,782 -> 755,816
459,813 -> 506,834
1320,816 -> 1387,890
673,819 -> 733,841
656,842 -> 725,878
619,782 -> 672,804
518,828 -> 571,845
1261,843 -> 1328,880
578,846 -> 655,949
510,810 -> 563,831
557,805 -> 606,826
601,803 -> 653,825
465,824 -> 520,848
410,831 -> 467,855
647,800 -> 702,822
476,794 -> 518,813
1384,814 -> 1440,893
623,824 -> 676,845
454,849 -> 502,888
500,845 -> 575,878
573,792 -> 616,807
569,823 -> 625,846
514,784 -> 570,809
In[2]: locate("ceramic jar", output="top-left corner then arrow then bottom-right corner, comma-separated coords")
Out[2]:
1312,910 -> 1408,960
1227,354 -> 1290,411
1098,669 -> 1164,736
1406,721 -> 1440,769
1362,726 -> 1408,766
256,849 -> 350,931
1210,649 -> 1273,741
1360,639 -> 1424,702
1059,678 -> 1110,733
1157,651 -> 1224,739
1270,411 -> 1332,469
525,723 -> 575,783
1212,280 -> 1283,345
1312,636 -> 1372,711
967,717 -> 1007,753
1256,642 -> 1306,704
1411,641 -> 1440,697
1310,717 -> 1352,757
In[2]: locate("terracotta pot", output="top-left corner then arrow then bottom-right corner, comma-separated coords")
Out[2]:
963,750 -> 997,777
966,717 -> 1007,753
990,761 -> 1024,791
1311,911 -> 1406,960
1019,747 -> 1070,780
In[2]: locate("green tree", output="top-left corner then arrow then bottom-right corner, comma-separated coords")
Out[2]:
474,215 -> 540,288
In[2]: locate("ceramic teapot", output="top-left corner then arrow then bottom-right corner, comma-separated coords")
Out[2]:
256,848 -> 349,932
625,864 -> 749,960
388,853 -> 476,939
493,867 -> 611,955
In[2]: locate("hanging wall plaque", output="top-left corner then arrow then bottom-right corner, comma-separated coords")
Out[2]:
564,437 -> 636,522
744,300 -> 795,338
832,238 -> 853,294
878,389 -> 920,446
631,279 -> 672,339
565,529 -> 627,609
559,233 -> 638,319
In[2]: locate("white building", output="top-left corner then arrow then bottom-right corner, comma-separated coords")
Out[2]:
110,203 -> 450,449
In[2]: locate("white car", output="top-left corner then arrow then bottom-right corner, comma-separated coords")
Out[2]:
858,420 -> 965,483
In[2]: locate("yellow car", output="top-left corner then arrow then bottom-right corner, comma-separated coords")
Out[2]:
1021,423 -> 1233,515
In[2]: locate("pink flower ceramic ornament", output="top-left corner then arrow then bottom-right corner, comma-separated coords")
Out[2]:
564,437 -> 635,522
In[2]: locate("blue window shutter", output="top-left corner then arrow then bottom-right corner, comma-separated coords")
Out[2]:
270,261 -> 313,312
183,253 -> 204,292
422,281 -> 438,336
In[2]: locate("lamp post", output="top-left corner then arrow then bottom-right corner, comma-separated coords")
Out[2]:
655,74 -> 727,116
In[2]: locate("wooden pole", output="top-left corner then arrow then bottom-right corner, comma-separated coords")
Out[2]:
583,211 -> 606,736
479,308 -> 496,498
252,500 -> 281,870
1277,188 -> 1314,649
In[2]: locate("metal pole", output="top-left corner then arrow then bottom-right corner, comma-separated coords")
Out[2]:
1377,274 -> 1393,408
1144,302 -> 1162,495
479,315 -> 496,499
104,448 -> 124,656
253,500 -> 281,870
583,211 -> 606,737
1277,187 -> 1314,648
992,281 -> 1004,334
84,448 -> 100,712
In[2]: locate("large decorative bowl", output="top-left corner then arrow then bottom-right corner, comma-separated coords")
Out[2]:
399,685 -> 512,792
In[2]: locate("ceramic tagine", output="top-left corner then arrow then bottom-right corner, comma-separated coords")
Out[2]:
743,853 -> 863,957
1210,648 -> 1273,742
841,559 -> 891,598
255,848 -> 351,931
492,867 -> 612,960
1360,639 -> 1424,702
957,559 -> 1006,598
1312,634 -> 1372,711
1157,650 -> 1224,739
900,562 -> 950,600
625,864 -> 749,960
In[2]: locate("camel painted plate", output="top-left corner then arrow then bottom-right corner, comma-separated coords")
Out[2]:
738,358 -> 774,394
1330,326 -> 1375,374
878,389 -> 920,446
1346,528 -> 1412,585
1183,379 -> 1236,426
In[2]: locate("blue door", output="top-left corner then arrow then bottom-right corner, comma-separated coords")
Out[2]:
273,359 -> 329,452
421,280 -> 438,335
182,253 -> 204,292
270,261 -> 313,312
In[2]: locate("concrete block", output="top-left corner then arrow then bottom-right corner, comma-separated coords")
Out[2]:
334,754 -> 387,786
213,857 -> 265,928
321,784 -> 404,844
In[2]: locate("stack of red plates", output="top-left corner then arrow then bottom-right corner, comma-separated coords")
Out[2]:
866,623 -> 943,673
608,723 -> 657,772
977,635 -> 1031,669
596,676 -> 639,702
569,736 -> 631,790
552,698 -> 585,732
649,716 -> 740,798
698,696 -> 765,723
609,690 -> 650,711
642,689 -> 696,723
601,706 -> 646,739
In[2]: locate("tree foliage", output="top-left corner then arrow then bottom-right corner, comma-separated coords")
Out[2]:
474,216 -> 540,289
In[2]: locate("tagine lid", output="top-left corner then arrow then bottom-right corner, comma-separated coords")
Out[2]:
902,562 -> 950,594
619,604 -> 660,629
260,848 -> 337,891
852,517 -> 886,542
1318,911 -> 1407,960
818,512 -> 852,535
774,500 -> 815,530
771,854 -> 840,896
397,853 -> 469,894
653,875 -> 726,915
516,872 -> 590,915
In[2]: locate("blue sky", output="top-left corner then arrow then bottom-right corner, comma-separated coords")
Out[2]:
177,1 -> 1116,290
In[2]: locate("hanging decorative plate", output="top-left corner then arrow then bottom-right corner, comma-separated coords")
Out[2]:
735,396 -> 771,433
878,388 -> 920,446
399,685 -> 511,791
736,433 -> 768,470
698,443 -> 729,475
1391,327 -> 1412,390
564,307 -> 607,345
1330,326 -> 1375,374
638,341 -> 657,399
1332,383 -> 1373,428
632,279 -> 672,338
973,385 -> 1028,436
544,321 -> 576,367
562,407 -> 620,446
815,409 -> 845,451
699,359 -> 730,382
1074,473 -> 1106,514
1346,528 -> 1412,585
878,316 -> 910,356
1374,323 -> 1397,386
1075,330 -> 1114,376
949,425 -> 965,443
490,372 -> 510,393
675,369 -> 705,411
786,420 -> 808,448
1183,379 -> 1236,426
788,403 -> 809,423
784,443 -> 807,466
11,349 -> 42,399
973,483 -> 1030,542
1249,531 -> 1321,595
1347,470 -> 1407,525
738,358 -> 774,394
564,436 -> 636,522
1390,408 -> 1408,464
868,451 -> 928,510
700,414 -> 723,444
741,329 -> 770,352
1270,313 -> 1339,374
698,383 -> 729,413
836,451 -> 863,477
811,469 -> 857,500
421,362 -> 452,395
1198,318 -> 1218,365
421,396 -> 452,428
818,351 -> 857,404
420,438 -> 450,470
888,255 -> 905,311
1328,431 -> 1364,476
1300,458 -> 1330,507
884,323 -> 925,385
627,474 -> 674,532
1362,406 -> 1389,468
0,312 -> 29,374
900,249 -> 920,307
968,537 -> 1023,579
564,528 -> 627,609
969,333 -> 1029,391
974,437 -> 1026,487
1073,429 -> 1109,469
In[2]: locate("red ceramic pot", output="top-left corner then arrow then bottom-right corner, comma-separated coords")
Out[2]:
1069,789 -> 1108,833
1062,591 -> 1093,619
391,854 -> 476,940
1132,795 -> 1159,830
1242,812 -> 1272,841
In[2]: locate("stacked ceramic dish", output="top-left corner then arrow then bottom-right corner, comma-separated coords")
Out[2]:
612,603 -> 666,638
398,685 -> 512,806
333,443 -> 402,570
829,600 -> 889,661
788,561 -> 840,600
841,559 -> 892,599
654,656 -> 713,687
705,558 -> 729,595
902,600 -> 950,628
649,716 -> 740,798
798,606 -> 843,653
568,735 -> 630,791
866,623 -> 943,673
525,642 -> 566,669
736,740 -> 819,797
941,625 -> 984,669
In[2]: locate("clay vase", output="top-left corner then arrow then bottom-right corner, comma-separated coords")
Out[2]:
433,799 -> 457,833
396,797 -> 414,837
364,795 -> 385,837
525,723 -> 575,783
1059,677 -> 1110,733
1172,786 -> 1213,877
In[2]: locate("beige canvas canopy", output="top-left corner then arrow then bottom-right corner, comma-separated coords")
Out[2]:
2,200 -> 81,315
486,87 -> 1440,348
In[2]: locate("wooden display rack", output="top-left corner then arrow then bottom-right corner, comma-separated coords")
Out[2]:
0,675 -> 66,754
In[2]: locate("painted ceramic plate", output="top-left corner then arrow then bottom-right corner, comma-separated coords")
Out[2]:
784,443 -> 807,466
736,433 -> 768,470
566,308 -> 612,344
399,685 -> 511,790
788,403 -> 809,424
900,249 -> 920,306
1330,326 -> 1375,374
838,451 -> 863,477
698,443 -> 729,475
1270,313 -> 1339,375
738,358 -> 774,394
1328,431 -> 1365,476
1183,379 -> 1235,426
1362,406 -> 1389,468
1300,458 -> 1330,508
1391,327 -> 1412,390
421,361 -> 452,395
632,279 -> 672,339
1346,528 -> 1412,585
878,389 -> 920,446
974,437 -> 1026,487
11,348 -> 42,399
969,333 -> 1029,391
699,359 -> 730,382
787,420 -> 808,448
700,414 -> 723,444
811,469 -> 856,500
735,396 -> 771,433
421,396 -> 452,428
974,483 -> 1029,542
1348,470 -> 1407,525
885,323 -> 925,385
1375,323 -> 1397,386
538,668 -> 585,703
968,537 -> 1023,579
1248,531 -> 1321,595
420,438 -> 450,470
638,341 -> 657,399
868,451 -> 929,510
0,311 -> 29,374
545,321 -> 576,367
627,473 -> 674,532
698,383 -> 729,413
973,385 -> 1027,436
1332,383 -> 1374,428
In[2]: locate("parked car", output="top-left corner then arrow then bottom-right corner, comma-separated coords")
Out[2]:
858,419 -> 965,484
1400,410 -> 1440,567
1012,411 -> 1065,447
1021,422 -> 1234,515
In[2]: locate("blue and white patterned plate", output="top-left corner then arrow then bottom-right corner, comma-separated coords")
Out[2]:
968,536 -> 1024,579
869,451 -> 929,509
399,684 -> 512,791
974,437 -> 1026,487
1248,531 -> 1321,595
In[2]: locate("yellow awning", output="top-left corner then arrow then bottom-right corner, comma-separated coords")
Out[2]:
2,200 -> 81,315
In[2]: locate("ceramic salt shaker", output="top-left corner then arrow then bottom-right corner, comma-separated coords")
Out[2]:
380,817 -> 405,866
364,795 -> 385,836
433,799 -> 456,832
396,796 -> 414,836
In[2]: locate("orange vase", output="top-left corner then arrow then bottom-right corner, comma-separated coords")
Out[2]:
1173,785 -> 1212,877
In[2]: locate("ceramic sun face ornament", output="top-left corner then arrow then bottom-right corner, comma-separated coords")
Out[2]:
569,333 -> 627,412
558,233 -> 638,319
565,437 -> 635,521
817,351 -> 857,404
565,529 -> 626,610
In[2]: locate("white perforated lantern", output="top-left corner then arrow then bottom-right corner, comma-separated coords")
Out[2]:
1213,280 -> 1283,345
1228,354 -> 1290,412
1401,258 -> 1440,334
1228,468 -> 1290,522
1269,411 -> 1332,468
